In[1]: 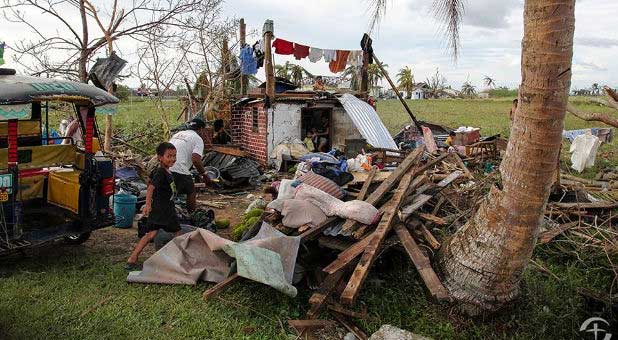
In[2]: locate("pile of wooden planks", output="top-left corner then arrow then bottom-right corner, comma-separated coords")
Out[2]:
287,147 -> 479,337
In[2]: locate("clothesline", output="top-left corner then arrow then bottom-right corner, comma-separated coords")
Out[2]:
239,36 -> 363,76
271,37 -> 362,73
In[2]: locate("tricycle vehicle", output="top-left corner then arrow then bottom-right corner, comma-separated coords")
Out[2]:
0,68 -> 118,255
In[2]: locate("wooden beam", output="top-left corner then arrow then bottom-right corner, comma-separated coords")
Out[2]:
340,168 -> 417,305
360,50 -> 369,94
398,194 -> 432,221
209,145 -> 247,157
331,311 -> 368,340
451,153 -> 473,179
299,217 -> 338,241
322,234 -> 374,275
326,303 -> 369,320
341,147 -> 425,235
372,53 -> 421,131
417,213 -> 447,225
263,20 -> 275,99
306,264 -> 351,319
239,18 -> 247,95
288,319 -> 335,330
538,221 -> 579,245
393,224 -> 450,301
203,273 -> 240,300
419,224 -> 441,250
357,166 -> 377,201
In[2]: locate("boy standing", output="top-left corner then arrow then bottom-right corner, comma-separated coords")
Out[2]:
126,142 -> 181,269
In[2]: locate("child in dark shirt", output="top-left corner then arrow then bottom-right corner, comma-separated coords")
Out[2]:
126,142 -> 181,269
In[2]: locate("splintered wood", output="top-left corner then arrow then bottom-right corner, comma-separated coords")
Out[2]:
393,224 -> 450,301
340,167 -> 418,305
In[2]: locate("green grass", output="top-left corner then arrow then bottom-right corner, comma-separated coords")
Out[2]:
1,98 -> 616,339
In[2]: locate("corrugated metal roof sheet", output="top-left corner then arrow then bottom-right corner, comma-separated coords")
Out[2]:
338,94 -> 398,150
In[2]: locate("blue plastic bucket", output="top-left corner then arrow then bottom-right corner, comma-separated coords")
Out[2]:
113,193 -> 137,228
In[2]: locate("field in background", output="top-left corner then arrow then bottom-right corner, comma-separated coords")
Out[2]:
378,97 -> 618,178
2,97 -> 614,339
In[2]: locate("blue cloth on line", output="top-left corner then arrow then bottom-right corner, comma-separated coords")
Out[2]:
240,46 -> 257,75
562,129 -> 590,142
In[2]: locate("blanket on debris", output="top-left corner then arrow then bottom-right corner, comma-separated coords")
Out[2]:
127,223 -> 300,297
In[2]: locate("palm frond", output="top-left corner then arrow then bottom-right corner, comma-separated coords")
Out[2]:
431,0 -> 466,60
366,0 -> 465,60
366,0 -> 388,35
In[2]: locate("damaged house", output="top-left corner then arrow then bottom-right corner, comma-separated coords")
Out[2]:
230,91 -> 397,167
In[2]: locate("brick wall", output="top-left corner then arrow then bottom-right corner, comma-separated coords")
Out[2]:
231,101 -> 268,166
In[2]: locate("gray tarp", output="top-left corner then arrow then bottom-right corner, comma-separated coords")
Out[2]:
127,223 -> 300,297
338,93 -> 398,150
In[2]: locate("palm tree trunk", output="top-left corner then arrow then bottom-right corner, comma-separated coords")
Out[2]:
438,0 -> 575,314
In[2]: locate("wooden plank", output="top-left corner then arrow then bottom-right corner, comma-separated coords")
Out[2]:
331,311 -> 368,340
288,319 -> 335,329
549,201 -> 618,209
322,234 -> 374,275
399,194 -> 432,221
341,147 -> 425,234
299,217 -> 338,241
436,171 -> 462,188
393,224 -> 450,301
209,145 -> 246,157
451,153 -> 474,179
538,221 -> 579,245
318,236 -> 354,251
419,224 -> 441,250
417,213 -> 447,225
203,273 -> 240,300
327,303 -> 369,320
340,168 -> 417,305
306,266 -> 349,319
357,166 -> 378,201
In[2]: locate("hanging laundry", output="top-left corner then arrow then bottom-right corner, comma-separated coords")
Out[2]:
293,43 -> 310,60
252,41 -> 264,69
329,50 -> 350,73
323,49 -> 337,63
240,45 -> 257,75
272,38 -> 294,55
254,39 -> 265,53
347,50 -> 362,67
308,47 -> 323,62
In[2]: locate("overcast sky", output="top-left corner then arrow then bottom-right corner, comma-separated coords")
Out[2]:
2,0 -> 617,90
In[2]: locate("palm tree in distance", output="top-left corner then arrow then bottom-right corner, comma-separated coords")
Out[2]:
397,66 -> 415,99
368,61 -> 388,89
275,61 -> 291,80
461,82 -> 476,97
483,75 -> 496,88
342,65 -> 360,91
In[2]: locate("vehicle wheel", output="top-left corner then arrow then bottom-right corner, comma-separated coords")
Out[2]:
64,232 -> 91,245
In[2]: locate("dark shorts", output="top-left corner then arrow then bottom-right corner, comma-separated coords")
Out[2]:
172,172 -> 195,195
147,222 -> 180,234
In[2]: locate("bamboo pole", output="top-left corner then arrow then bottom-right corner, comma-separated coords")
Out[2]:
263,20 -> 275,99
239,18 -> 247,95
